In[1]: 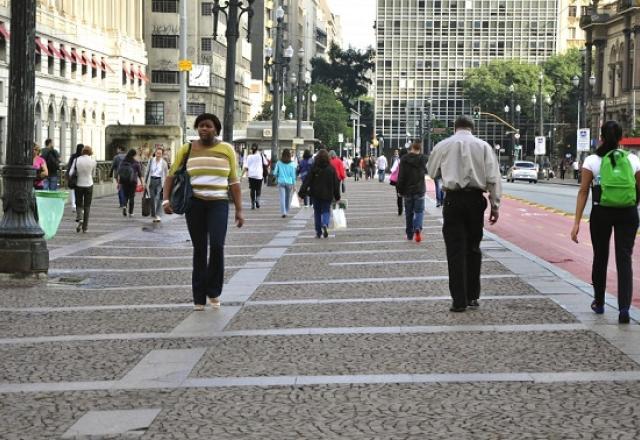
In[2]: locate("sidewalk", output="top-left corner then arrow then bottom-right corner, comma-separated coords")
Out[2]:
1,180 -> 640,438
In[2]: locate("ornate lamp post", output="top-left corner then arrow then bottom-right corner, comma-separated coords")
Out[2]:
0,0 -> 49,275
212,0 -> 256,143
289,48 -> 307,139
264,6 -> 292,171
515,104 -> 521,160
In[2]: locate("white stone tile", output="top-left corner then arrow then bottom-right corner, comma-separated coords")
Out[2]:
62,408 -> 161,438
117,348 -> 206,388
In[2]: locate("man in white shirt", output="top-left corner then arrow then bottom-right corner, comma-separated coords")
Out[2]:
428,115 -> 501,312
244,144 -> 268,209
376,154 -> 388,182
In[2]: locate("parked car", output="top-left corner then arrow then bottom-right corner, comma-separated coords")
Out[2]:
507,161 -> 538,183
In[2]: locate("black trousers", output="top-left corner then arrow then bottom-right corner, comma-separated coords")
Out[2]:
74,185 -> 93,231
442,191 -> 487,309
185,198 -> 229,305
248,177 -> 263,206
589,205 -> 639,310
122,182 -> 136,214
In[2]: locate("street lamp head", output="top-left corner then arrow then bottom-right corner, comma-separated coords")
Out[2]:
539,72 -> 544,81
281,104 -> 287,112
284,45 -> 294,59
304,71 -> 311,84
276,6 -> 285,20
509,84 -> 515,93
532,95 -> 537,104
298,48 -> 305,59
311,93 -> 317,103
515,104 -> 521,113
289,73 -> 296,85
589,74 -> 596,87
572,75 -> 580,87
504,105 -> 510,113
264,46 -> 273,59
545,94 -> 552,105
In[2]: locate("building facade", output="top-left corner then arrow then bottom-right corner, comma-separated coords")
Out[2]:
581,0 -> 640,136
374,0 -> 560,150
0,0 -> 147,163
557,0 -> 591,52
143,0 -> 253,138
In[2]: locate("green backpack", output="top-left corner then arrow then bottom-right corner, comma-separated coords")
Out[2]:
599,149 -> 637,207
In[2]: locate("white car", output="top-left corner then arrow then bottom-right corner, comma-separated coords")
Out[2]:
507,161 -> 538,183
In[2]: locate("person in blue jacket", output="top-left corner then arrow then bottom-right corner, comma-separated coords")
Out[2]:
273,148 -> 297,218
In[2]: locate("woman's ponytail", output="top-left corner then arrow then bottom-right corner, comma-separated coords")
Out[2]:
596,120 -> 623,157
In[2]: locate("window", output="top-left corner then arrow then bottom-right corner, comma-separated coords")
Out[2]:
568,6 -> 577,17
152,0 -> 178,13
151,70 -> 179,84
201,37 -> 212,52
187,102 -> 206,115
146,102 -> 165,125
152,35 -> 179,49
201,2 -> 213,15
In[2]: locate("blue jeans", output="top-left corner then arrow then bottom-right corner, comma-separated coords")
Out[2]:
404,193 -> 425,238
278,184 -> 294,215
313,199 -> 332,236
117,185 -> 126,207
378,170 -> 385,182
185,198 -> 229,305
43,176 -> 58,190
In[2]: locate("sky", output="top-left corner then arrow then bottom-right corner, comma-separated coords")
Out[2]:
327,0 -> 376,51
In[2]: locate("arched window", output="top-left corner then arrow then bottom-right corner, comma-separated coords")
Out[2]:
47,104 -> 55,142
34,103 -> 42,145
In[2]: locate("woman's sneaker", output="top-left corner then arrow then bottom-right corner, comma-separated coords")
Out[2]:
619,308 -> 630,324
414,230 -> 422,243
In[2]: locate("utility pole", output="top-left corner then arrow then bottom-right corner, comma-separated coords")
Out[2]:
179,0 -> 187,141
270,7 -> 284,167
213,0 -> 256,143
356,99 -> 361,155
0,0 -> 49,275
426,100 -> 432,154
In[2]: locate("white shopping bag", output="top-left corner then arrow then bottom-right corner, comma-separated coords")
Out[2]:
332,207 -> 347,229
291,192 -> 300,208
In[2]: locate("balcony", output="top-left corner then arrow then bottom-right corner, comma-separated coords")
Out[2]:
315,27 -> 327,49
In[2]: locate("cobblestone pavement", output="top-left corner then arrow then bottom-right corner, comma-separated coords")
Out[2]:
2,181 -> 640,438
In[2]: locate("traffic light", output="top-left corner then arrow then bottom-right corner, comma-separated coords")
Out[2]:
472,106 -> 481,120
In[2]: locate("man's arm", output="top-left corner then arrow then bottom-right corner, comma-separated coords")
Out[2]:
484,144 -> 502,220
426,146 -> 441,178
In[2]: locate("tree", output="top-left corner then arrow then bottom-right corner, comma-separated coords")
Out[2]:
311,84 -> 350,148
311,42 -> 375,108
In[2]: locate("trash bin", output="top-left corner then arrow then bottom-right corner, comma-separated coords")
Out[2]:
34,190 -> 69,239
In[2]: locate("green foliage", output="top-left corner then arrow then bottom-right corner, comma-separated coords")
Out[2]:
311,84 -> 350,148
311,42 -> 376,108
430,119 -> 452,145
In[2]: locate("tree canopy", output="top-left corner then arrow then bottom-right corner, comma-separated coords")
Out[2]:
310,84 -> 350,149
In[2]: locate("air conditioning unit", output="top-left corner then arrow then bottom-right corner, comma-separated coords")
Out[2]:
263,128 -> 273,137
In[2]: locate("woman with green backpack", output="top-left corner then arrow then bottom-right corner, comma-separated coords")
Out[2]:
571,121 -> 640,324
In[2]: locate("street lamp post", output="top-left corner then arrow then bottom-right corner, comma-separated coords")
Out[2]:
532,94 -> 537,159
515,104 -> 521,160
289,48 -> 307,139
425,98 -> 432,154
212,0 -> 256,143
0,0 -> 49,275
264,6 -> 292,172
504,104 -> 511,159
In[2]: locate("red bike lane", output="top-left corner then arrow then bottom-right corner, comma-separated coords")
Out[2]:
485,196 -> 640,308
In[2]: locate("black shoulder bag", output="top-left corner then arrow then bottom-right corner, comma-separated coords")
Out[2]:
170,144 -> 193,215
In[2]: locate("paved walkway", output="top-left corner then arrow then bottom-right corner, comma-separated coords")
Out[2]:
1,180 -> 640,438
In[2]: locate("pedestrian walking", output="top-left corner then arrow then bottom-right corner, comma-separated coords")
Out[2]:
390,148 -> 407,216
298,149 -> 341,238
32,144 -> 48,190
111,146 -> 126,208
40,138 -> 60,190
262,152 -> 270,184
162,112 -> 244,311
243,144 -> 268,209
297,149 -> 313,207
117,148 -> 144,218
69,145 -> 97,233
145,146 -> 169,222
329,150 -> 346,192
427,116 -> 501,312
351,155 -> 361,181
560,159 -> 566,180
572,159 -> 579,179
435,177 -> 445,207
376,153 -> 388,182
571,121 -> 640,324
66,144 -> 84,212
272,148 -> 297,218
397,142 -> 428,243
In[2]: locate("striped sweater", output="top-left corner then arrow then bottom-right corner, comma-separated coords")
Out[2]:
169,142 -> 239,201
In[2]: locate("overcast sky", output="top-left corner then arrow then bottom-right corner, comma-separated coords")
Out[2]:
327,0 -> 376,51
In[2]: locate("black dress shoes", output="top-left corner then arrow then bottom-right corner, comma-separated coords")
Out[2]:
449,306 -> 467,312
468,300 -> 479,308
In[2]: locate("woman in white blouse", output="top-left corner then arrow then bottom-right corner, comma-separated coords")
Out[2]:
145,146 -> 169,222
69,145 -> 97,233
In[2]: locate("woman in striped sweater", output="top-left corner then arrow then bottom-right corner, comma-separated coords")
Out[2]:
163,113 -> 245,311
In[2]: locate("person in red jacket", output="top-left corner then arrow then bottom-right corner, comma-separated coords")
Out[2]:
329,150 -> 346,192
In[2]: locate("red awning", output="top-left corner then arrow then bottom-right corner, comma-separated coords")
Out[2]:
0,23 -> 10,40
129,64 -> 136,80
80,52 -> 90,65
90,55 -> 100,70
47,41 -> 62,59
35,37 -> 51,56
59,46 -> 73,62
70,48 -> 86,65
621,138 -> 640,146
101,58 -> 114,73
137,67 -> 149,83
123,64 -> 133,79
